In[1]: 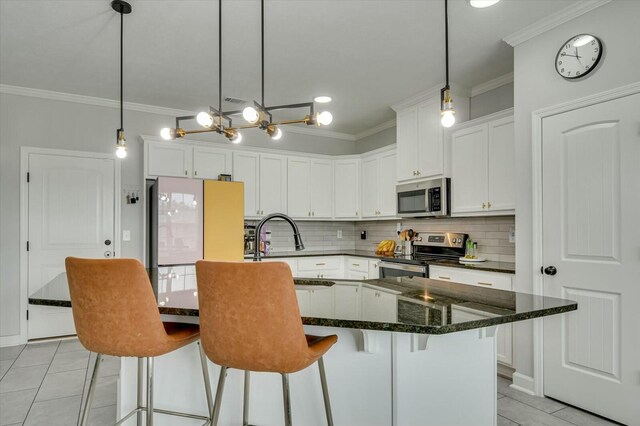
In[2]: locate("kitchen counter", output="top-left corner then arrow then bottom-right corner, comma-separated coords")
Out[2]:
245,249 -> 517,273
34,267 -> 576,425
30,269 -> 573,335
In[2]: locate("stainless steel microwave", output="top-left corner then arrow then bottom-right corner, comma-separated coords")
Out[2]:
396,178 -> 450,218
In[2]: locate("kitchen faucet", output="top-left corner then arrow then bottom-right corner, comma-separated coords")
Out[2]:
253,213 -> 305,261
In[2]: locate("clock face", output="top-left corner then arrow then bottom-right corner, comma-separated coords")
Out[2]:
555,34 -> 602,79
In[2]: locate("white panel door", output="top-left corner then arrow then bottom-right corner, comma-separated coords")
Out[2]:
259,154 -> 287,216
417,98 -> 444,178
28,153 -> 116,339
378,151 -> 397,217
192,146 -> 231,179
361,157 -> 379,218
233,152 -> 260,218
310,159 -> 333,219
542,93 -> 640,426
147,141 -> 191,178
487,117 -> 515,212
451,125 -> 488,214
334,159 -> 360,218
287,157 -> 311,218
396,106 -> 419,181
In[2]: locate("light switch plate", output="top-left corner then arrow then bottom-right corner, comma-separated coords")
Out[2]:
122,230 -> 131,241
337,230 -> 342,239
396,223 -> 402,233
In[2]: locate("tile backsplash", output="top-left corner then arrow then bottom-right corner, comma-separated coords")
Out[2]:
355,216 -> 516,263
246,216 -> 515,263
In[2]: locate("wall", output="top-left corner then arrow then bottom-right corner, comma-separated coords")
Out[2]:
469,83 -> 514,120
0,92 -> 357,340
245,221 -> 356,253
355,216 -> 515,262
354,126 -> 396,154
512,0 -> 640,380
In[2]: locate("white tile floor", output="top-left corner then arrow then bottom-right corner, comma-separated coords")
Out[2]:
0,339 -> 622,426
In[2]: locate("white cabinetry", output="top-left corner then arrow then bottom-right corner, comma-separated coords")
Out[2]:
297,257 -> 344,279
346,257 -> 369,280
361,285 -> 397,323
334,159 -> 360,219
429,265 -> 513,366
192,146 -> 232,179
258,154 -> 287,216
288,158 -> 333,219
233,152 -> 260,218
368,260 -> 380,279
334,284 -> 360,320
362,149 -> 397,218
146,141 -> 192,178
451,112 -> 515,216
396,106 -> 420,181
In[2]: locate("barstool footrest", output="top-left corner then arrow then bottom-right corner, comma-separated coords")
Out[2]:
114,406 -> 210,426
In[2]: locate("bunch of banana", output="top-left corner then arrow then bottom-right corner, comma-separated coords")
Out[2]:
375,240 -> 396,256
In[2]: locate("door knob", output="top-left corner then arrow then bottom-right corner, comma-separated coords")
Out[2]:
104,239 -> 112,246
543,266 -> 558,276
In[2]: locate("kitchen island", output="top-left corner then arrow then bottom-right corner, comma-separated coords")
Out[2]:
30,268 -> 576,426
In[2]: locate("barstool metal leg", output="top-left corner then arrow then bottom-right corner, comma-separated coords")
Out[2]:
79,353 -> 102,426
137,357 -> 144,426
211,366 -> 228,426
318,357 -> 334,426
146,357 -> 154,426
281,373 -> 292,426
243,371 -> 250,426
198,342 -> 214,417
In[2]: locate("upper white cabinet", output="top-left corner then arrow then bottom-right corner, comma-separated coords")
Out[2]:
395,95 -> 469,183
334,159 -> 360,219
450,111 -> 515,216
192,146 -> 232,179
362,149 -> 397,218
146,141 -> 192,178
287,158 -> 334,219
233,152 -> 260,218
259,154 -> 287,216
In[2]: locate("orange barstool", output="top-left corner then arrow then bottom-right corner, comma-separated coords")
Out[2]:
65,257 -> 213,426
196,260 -> 338,426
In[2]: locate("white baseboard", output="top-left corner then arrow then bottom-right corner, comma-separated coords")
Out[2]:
510,372 -> 536,395
0,334 -> 26,348
497,363 -> 515,379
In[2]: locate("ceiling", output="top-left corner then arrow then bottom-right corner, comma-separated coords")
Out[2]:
0,0 -> 579,136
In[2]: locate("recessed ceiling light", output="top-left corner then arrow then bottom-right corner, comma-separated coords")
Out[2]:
314,96 -> 332,103
469,0 -> 501,8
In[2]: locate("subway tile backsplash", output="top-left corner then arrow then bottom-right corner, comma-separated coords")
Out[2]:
247,216 -> 515,262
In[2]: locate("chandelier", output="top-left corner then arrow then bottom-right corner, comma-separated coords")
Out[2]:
161,0 -> 333,144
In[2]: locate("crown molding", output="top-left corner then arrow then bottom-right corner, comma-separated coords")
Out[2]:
391,82 -> 470,112
0,84 -> 358,141
502,0 -> 613,47
470,73 -> 514,97
354,119 -> 396,140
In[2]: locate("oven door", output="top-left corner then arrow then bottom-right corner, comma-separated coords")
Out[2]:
378,261 -> 427,278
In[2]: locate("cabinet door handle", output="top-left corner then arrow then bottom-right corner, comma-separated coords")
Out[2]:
482,203 -> 486,209
308,212 -> 311,216
257,210 -> 260,214
312,211 -> 315,216
356,211 -> 358,216
194,170 -> 198,176
477,282 -> 493,286
438,276 -> 451,280
417,171 -> 421,176
487,202 -> 491,209
185,170 -> 188,176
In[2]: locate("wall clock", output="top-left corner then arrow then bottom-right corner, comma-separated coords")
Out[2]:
555,34 -> 602,79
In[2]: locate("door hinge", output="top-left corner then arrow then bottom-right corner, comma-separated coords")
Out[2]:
26,310 -> 29,321
27,172 -> 30,183
26,241 -> 29,251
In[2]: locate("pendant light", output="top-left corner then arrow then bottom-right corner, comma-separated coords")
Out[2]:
440,0 -> 455,128
160,0 -> 333,143
112,0 -> 131,158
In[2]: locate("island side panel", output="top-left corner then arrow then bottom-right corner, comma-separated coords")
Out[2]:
393,327 -> 497,426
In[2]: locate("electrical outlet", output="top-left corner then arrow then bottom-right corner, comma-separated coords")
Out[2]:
122,230 -> 131,241
509,227 -> 516,243
396,223 -> 402,233
337,230 -> 342,239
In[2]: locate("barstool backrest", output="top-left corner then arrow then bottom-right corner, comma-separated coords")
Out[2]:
196,261 -> 312,373
65,257 -> 168,357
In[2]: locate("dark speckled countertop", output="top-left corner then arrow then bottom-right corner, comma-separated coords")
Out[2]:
245,250 -> 516,274
29,267 -> 575,335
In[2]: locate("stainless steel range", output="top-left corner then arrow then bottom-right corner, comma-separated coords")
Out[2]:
377,232 -> 468,279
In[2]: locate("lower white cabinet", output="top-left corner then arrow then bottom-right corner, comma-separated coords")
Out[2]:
297,256 -> 344,279
430,265 -> 514,366
334,284 -> 360,320
361,285 -> 398,323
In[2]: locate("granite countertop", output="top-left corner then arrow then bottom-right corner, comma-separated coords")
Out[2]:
245,250 -> 516,274
29,268 -> 575,335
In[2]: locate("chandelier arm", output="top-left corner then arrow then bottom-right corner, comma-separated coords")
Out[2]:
264,102 -> 314,113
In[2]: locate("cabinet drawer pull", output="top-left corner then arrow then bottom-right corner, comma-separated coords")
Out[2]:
487,202 -> 492,209
352,263 -> 360,266
438,276 -> 451,280
477,282 -> 493,286
316,263 -> 326,266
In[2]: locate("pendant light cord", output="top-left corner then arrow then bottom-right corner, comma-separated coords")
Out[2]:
444,0 -> 449,88
120,10 -> 124,131
261,0 -> 265,107
219,0 -> 222,122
